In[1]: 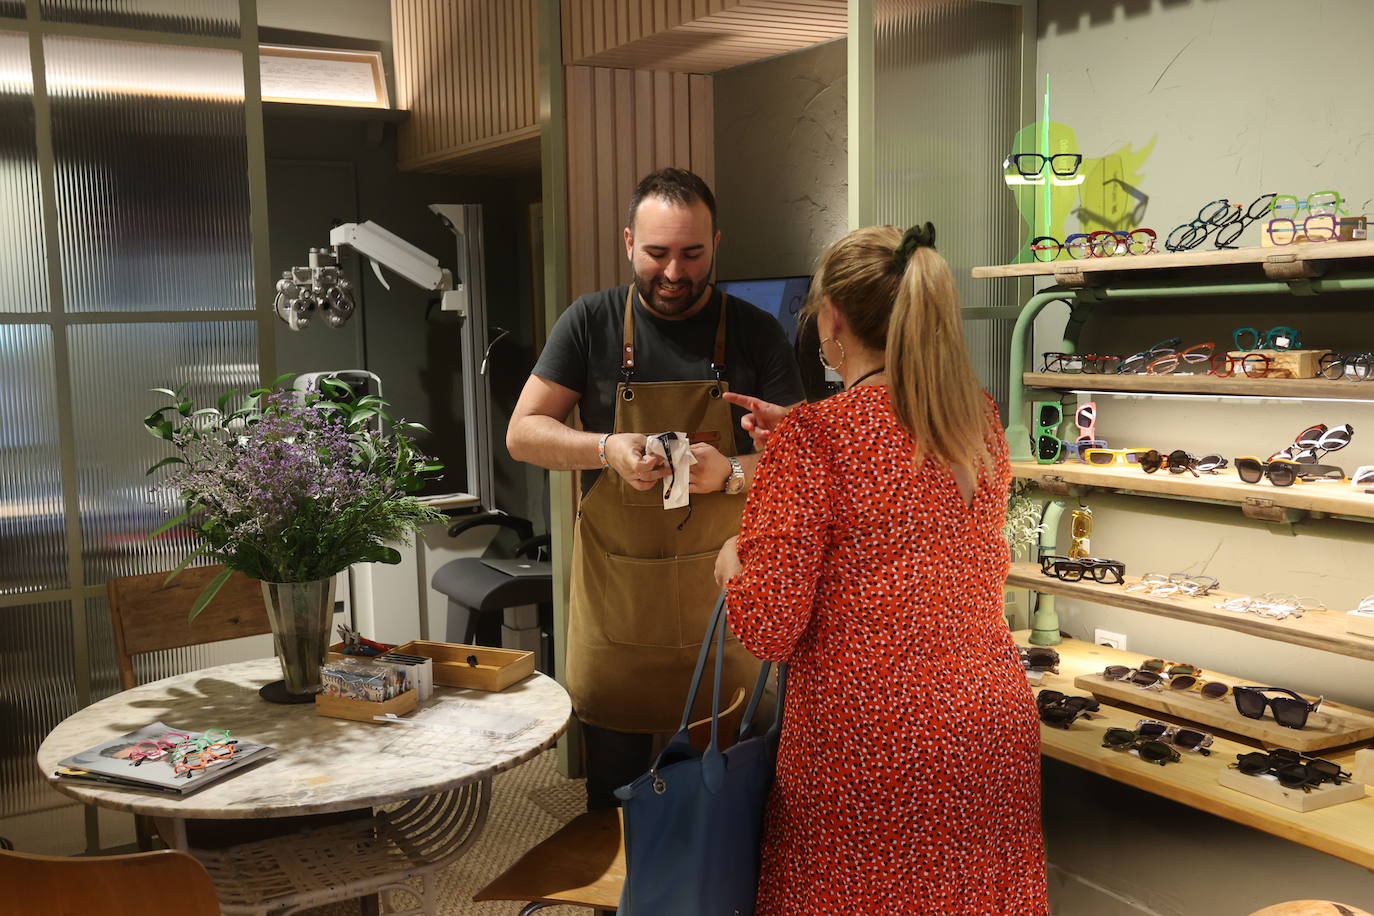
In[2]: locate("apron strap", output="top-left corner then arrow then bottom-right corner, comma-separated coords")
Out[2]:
620,286 -> 729,382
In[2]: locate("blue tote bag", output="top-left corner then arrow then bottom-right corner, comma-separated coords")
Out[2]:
615,591 -> 786,916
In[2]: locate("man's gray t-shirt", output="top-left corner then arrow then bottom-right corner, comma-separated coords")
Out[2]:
532,284 -> 805,491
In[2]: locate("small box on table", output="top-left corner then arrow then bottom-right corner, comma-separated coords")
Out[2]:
392,640 -> 535,692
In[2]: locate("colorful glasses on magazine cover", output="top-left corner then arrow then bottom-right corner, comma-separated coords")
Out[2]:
127,731 -> 191,764
174,742 -> 236,778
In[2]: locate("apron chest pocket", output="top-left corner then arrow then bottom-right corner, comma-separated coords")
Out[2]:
600,549 -> 724,649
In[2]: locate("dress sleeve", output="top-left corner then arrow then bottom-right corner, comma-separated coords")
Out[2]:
725,406 -> 832,662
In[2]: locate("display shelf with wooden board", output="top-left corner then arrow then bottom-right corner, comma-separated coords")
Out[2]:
1010,460 -> 1374,522
1071,671 -> 1374,753
1006,562 -> 1374,663
1023,371 -> 1374,402
972,240 -> 1374,283
1018,632 -> 1374,870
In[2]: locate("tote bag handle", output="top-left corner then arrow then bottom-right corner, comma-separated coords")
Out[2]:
655,591 -> 785,793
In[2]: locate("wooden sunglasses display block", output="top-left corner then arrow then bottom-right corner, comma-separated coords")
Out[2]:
1072,672 -> 1374,753
1225,348 -> 1330,380
392,640 -> 535,692
315,688 -> 418,723
1345,611 -> 1374,639
1218,767 -> 1367,813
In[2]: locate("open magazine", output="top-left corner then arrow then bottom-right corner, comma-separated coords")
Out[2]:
55,721 -> 276,797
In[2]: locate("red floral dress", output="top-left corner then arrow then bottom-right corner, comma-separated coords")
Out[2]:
726,386 -> 1048,915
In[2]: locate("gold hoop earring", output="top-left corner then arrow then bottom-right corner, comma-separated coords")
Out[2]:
819,337 -> 845,373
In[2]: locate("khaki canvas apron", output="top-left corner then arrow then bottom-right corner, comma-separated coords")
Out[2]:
565,287 -> 762,733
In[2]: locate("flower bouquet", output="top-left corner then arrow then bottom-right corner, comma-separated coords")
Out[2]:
143,375 -> 447,698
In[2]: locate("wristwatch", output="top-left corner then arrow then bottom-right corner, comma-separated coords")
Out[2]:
722,457 -> 745,495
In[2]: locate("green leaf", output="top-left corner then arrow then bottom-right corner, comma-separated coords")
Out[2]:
161,545 -> 208,585
272,372 -> 295,390
191,407 -> 221,418
148,510 -> 191,538
187,567 -> 233,622
143,418 -> 175,441
150,387 -> 178,398
348,409 -> 378,427
357,545 -> 403,565
145,456 -> 186,475
217,389 -> 238,413
177,400 -> 194,416
247,387 -> 271,399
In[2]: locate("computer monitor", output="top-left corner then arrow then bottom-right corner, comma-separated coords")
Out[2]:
716,275 -> 811,344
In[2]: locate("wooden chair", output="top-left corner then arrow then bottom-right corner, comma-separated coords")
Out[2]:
106,564 -> 272,850
0,846 -> 220,915
107,563 -> 272,691
474,686 -> 749,913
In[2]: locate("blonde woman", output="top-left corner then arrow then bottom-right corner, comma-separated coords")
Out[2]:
717,224 -> 1048,915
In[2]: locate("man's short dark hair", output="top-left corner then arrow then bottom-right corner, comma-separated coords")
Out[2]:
626,168 -> 717,232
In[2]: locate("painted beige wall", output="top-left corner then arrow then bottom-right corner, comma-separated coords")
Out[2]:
1035,0 -> 1374,912
713,38 -> 848,281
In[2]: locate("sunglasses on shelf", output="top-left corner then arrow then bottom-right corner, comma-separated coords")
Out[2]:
1210,352 -> 1273,379
1102,665 -> 1168,689
1134,718 -> 1214,755
1019,646 -> 1061,673
1036,689 -> 1099,728
1082,447 -> 1153,467
1139,449 -> 1196,477
1039,556 -> 1126,584
1062,439 -> 1108,462
1118,337 -> 1184,375
1145,342 -> 1215,375
1162,673 -> 1233,700
1086,228 -> 1158,258
1042,352 -> 1123,374
1234,456 -> 1303,487
1232,748 -> 1351,792
1100,728 -> 1182,765
1233,326 -> 1301,352
1233,686 -> 1323,729
1266,214 -> 1341,245
1318,352 -> 1374,381
1028,233 -> 1093,261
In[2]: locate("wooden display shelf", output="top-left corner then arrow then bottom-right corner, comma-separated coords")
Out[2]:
1006,562 -> 1374,663
971,240 -> 1374,282
1023,371 -> 1374,401
1011,460 -> 1374,522
1071,672 -> 1374,753
1020,633 -> 1374,870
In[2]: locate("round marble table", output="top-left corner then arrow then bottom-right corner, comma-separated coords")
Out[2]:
38,657 -> 571,820
38,658 -> 572,914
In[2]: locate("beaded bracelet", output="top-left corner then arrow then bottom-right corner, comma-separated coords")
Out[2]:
597,433 -> 611,469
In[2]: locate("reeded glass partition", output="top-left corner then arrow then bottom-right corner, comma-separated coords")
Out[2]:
0,326 -> 67,594
0,32 -> 49,314
874,0 -> 1024,405
45,36 -> 252,313
0,600 -> 77,818
70,321 -> 258,581
40,0 -> 239,38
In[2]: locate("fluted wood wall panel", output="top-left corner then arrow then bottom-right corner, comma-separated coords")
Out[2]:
563,0 -> 846,73
393,0 -> 540,174
566,65 -> 714,298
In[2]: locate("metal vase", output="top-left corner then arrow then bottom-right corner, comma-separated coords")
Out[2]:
260,578 -> 336,696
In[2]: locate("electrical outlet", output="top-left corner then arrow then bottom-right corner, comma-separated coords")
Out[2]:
1095,628 -> 1127,651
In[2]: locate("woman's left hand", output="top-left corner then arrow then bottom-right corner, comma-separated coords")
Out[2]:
714,535 -> 742,587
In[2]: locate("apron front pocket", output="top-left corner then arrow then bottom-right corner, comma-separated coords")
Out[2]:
601,549 -> 722,648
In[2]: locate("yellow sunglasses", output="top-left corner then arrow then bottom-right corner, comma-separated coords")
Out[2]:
1081,447 -> 1154,467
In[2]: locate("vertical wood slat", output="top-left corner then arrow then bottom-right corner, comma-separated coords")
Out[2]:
565,63 -> 715,295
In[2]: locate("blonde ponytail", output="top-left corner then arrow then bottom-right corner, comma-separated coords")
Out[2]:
807,224 -> 994,472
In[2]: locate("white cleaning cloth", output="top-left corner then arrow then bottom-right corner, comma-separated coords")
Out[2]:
645,431 -> 696,510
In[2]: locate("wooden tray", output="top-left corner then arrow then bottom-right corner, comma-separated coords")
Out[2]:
315,688 -> 418,723
392,640 -> 535,692
1218,767 -> 1367,813
1073,673 -> 1374,753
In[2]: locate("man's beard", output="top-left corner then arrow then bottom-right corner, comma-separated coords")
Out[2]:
633,260 -> 714,317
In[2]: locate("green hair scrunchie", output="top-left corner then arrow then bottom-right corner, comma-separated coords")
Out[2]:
893,221 -> 937,270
